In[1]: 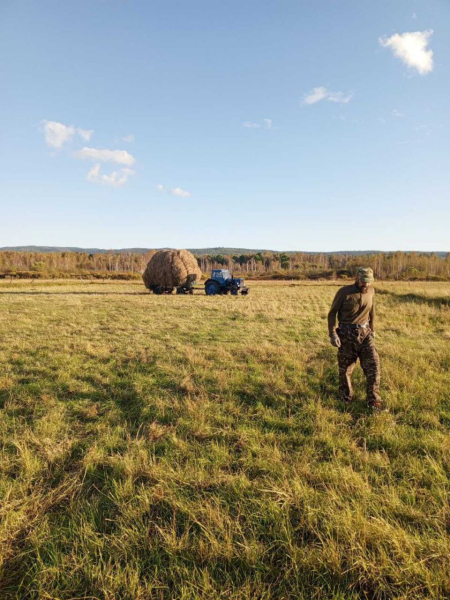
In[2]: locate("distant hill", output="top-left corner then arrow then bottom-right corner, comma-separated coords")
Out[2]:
188,247 -> 277,255
0,245 -> 274,255
0,246 -> 447,257
0,246 -> 160,255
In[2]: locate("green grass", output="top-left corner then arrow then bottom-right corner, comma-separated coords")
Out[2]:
0,279 -> 449,600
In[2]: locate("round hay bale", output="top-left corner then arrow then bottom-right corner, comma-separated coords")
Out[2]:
142,250 -> 202,290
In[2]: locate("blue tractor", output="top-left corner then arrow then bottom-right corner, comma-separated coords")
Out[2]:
204,270 -> 249,296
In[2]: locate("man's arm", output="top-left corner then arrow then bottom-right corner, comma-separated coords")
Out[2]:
328,288 -> 344,336
369,289 -> 375,332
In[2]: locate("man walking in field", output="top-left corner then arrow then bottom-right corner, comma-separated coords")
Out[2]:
328,267 -> 385,412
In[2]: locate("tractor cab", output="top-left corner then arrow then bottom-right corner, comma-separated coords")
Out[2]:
211,269 -> 230,284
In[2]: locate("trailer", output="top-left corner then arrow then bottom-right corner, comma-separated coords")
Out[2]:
150,273 -> 197,295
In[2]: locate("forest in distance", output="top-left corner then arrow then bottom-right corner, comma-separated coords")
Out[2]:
0,249 -> 449,281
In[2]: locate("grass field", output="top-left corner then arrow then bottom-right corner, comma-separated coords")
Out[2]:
0,279 -> 449,600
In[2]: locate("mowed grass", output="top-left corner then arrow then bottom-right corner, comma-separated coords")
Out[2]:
0,279 -> 449,600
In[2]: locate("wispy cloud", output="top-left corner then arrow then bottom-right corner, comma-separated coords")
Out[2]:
415,124 -> 432,136
42,120 -> 94,148
87,164 -> 135,187
302,87 -> 353,105
303,87 -> 328,105
397,139 -> 420,145
42,121 -> 76,149
392,109 -> 405,117
122,134 -> 135,143
242,118 -> 275,129
78,128 -> 94,141
327,91 -> 353,103
379,30 -> 434,75
74,147 -> 136,166
170,187 -> 191,198
156,184 -> 192,198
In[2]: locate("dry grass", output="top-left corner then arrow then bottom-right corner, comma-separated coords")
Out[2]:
0,279 -> 449,599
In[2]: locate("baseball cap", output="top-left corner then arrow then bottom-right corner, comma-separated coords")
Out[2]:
357,267 -> 374,283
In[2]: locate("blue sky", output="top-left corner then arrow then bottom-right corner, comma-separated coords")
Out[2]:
1,0 -> 448,251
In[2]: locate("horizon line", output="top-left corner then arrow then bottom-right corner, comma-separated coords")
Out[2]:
0,245 -> 448,255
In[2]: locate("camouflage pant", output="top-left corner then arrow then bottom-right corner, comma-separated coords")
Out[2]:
337,327 -> 381,406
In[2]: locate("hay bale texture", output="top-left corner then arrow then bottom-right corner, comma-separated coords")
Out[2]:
142,250 -> 202,290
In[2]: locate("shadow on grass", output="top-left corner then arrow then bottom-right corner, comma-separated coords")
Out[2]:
0,291 -> 149,296
304,349 -> 370,419
0,373 -> 166,595
0,389 -> 11,410
0,376 -> 167,589
377,289 -> 450,308
70,360 -> 193,436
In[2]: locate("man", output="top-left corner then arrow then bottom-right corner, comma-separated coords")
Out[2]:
328,267 -> 385,412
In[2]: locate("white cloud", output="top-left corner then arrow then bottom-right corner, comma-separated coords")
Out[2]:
302,87 -> 353,105
42,121 -> 94,148
74,147 -> 136,166
156,184 -> 191,197
42,120 -> 76,149
303,87 -> 329,105
379,30 -> 434,75
87,163 -> 135,187
78,128 -> 94,141
415,124 -> 432,136
122,134 -> 135,143
412,12 -> 418,20
87,164 -> 101,183
392,109 -> 405,117
243,118 -> 276,129
170,187 -> 191,198
327,91 -> 353,104
42,121 -> 137,184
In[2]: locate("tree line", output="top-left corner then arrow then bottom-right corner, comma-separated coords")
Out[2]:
0,250 -> 449,281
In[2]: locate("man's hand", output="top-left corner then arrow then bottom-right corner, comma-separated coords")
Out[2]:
330,332 -> 341,348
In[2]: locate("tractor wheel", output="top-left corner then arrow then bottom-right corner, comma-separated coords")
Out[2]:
231,285 -> 239,296
153,286 -> 163,295
205,280 -> 221,296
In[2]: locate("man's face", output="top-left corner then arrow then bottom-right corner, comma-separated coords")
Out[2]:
356,277 -> 371,292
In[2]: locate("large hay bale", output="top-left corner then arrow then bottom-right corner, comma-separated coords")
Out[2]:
142,250 -> 202,290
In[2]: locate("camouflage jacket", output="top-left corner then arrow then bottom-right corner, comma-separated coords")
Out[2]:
328,283 -> 375,336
